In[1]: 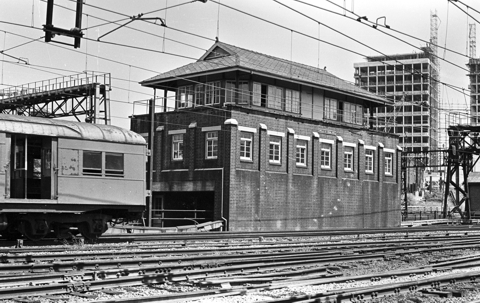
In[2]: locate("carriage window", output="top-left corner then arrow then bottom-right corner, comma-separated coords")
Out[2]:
105,153 -> 124,177
83,151 -> 102,176
14,137 -> 26,170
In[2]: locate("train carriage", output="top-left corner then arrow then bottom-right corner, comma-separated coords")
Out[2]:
0,114 -> 146,240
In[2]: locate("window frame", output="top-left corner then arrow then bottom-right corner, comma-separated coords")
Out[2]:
240,132 -> 253,161
365,149 -> 374,174
105,152 -> 125,177
268,136 -> 281,164
172,134 -> 184,161
343,147 -> 354,172
385,152 -> 393,175
295,139 -> 307,167
82,150 -> 124,178
320,143 -> 332,169
225,81 -> 235,103
205,131 -> 218,159
205,81 -> 221,105
177,85 -> 193,109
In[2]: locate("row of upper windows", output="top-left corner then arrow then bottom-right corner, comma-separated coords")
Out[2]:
177,83 -> 365,126
177,81 -> 301,113
169,130 -> 394,175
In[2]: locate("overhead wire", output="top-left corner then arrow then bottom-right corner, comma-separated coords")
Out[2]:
0,2 -> 475,130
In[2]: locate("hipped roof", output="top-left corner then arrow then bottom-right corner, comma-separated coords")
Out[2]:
141,41 -> 391,105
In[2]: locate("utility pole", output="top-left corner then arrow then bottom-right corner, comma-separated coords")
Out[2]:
146,90 -> 156,227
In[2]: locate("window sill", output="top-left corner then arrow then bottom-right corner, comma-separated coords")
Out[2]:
240,158 -> 253,163
172,159 -> 184,162
344,169 -> 354,172
205,157 -> 218,160
269,161 -> 282,166
296,164 -> 307,168
321,166 -> 332,170
385,173 -> 393,177
365,171 -> 374,175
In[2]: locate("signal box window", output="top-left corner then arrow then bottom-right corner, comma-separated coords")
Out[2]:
344,146 -> 354,172
240,132 -> 253,161
365,149 -> 374,173
296,140 -> 307,167
172,134 -> 184,160
83,151 -> 102,176
105,153 -> 124,177
269,136 -> 281,164
320,143 -> 331,169
385,153 -> 393,175
205,131 -> 218,159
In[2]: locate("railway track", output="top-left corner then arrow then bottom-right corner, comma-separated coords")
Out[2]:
2,228 -> 480,302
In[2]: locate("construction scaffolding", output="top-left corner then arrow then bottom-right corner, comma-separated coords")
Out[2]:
0,72 -> 111,124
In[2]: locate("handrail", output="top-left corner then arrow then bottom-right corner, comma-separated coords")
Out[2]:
0,72 -> 111,101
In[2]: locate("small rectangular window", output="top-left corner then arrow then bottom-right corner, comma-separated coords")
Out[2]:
240,132 -> 253,161
205,81 -> 221,105
238,81 -> 250,104
365,149 -> 374,173
252,82 -> 262,106
225,81 -> 235,103
83,150 -> 102,176
269,136 -> 281,164
324,98 -> 338,120
296,140 -> 307,166
344,147 -> 354,171
105,153 -> 124,177
195,84 -> 205,106
172,134 -> 184,160
267,86 -> 283,110
385,153 -> 393,175
205,131 -> 218,159
177,86 -> 193,108
320,143 -> 331,169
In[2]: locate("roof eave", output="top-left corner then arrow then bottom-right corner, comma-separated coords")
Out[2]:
140,65 -> 392,106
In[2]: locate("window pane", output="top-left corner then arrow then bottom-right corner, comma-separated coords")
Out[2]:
206,131 -> 218,159
83,150 -> 102,175
172,134 -> 184,160
105,153 -> 124,177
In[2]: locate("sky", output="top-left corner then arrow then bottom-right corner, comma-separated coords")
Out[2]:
0,0 -> 477,130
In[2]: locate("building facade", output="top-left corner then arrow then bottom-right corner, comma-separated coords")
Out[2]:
354,48 -> 440,154
468,58 -> 480,125
131,42 -> 401,231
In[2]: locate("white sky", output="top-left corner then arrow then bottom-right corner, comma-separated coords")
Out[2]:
0,0 -> 476,129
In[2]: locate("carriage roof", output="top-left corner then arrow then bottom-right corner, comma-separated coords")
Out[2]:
0,114 -> 145,145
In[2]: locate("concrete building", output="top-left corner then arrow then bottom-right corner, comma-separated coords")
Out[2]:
468,58 -> 480,125
131,41 -> 401,231
353,48 -> 440,154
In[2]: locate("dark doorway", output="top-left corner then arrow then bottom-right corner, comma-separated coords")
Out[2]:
151,191 -> 214,227
10,135 -> 52,199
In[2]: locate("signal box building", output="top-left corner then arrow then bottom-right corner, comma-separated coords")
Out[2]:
131,42 -> 401,231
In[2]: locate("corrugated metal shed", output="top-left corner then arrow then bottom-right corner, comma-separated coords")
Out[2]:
141,41 -> 391,105
0,114 -> 145,145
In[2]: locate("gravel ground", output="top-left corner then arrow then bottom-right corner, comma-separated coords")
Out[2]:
3,233 -> 480,302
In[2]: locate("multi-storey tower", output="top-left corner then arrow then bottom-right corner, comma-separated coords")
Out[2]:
468,23 -> 480,125
354,48 -> 440,154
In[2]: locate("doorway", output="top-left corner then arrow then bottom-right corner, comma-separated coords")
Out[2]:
10,135 -> 53,199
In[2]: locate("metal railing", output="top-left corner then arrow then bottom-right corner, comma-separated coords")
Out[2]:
0,72 -> 111,102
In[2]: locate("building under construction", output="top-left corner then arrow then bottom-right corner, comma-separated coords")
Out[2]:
354,47 -> 440,191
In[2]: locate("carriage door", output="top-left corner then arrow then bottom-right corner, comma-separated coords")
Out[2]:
10,135 -> 54,199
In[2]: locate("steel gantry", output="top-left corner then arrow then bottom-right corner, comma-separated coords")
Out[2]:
0,72 -> 111,124
442,125 -> 480,222
402,125 -> 480,222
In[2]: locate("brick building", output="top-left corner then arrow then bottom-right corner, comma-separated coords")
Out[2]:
131,42 -> 401,230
